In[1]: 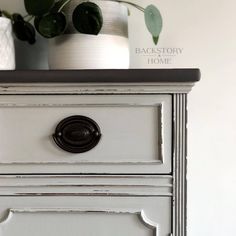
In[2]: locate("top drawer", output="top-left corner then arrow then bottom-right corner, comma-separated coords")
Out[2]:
0,94 -> 172,174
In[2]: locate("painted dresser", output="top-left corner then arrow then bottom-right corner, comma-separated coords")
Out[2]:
0,69 -> 200,236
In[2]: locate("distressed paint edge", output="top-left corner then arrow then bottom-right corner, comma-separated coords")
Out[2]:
0,175 -> 173,197
0,83 -> 195,94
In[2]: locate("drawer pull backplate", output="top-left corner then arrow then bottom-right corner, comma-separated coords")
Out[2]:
53,115 -> 101,153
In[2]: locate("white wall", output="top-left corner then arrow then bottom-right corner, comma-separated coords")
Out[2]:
1,0 -> 236,235
187,1 -> 236,235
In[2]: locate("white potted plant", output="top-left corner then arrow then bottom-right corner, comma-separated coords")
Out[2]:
0,10 -> 16,70
48,0 -> 131,69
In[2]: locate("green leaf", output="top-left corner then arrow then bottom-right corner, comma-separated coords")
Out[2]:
24,0 -> 55,16
24,22 -> 36,44
34,16 -> 41,32
144,5 -> 163,37
37,12 -> 66,38
72,2 -> 103,35
153,36 -> 159,45
12,13 -> 36,44
12,14 -> 28,41
12,13 -> 24,23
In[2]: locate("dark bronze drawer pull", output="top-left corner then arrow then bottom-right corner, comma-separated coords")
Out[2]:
53,115 -> 101,153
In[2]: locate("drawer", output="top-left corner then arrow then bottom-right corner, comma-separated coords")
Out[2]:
0,94 -> 172,174
0,176 -> 172,236
0,197 -> 172,236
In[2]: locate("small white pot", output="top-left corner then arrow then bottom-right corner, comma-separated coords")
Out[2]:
49,0 -> 129,69
0,17 -> 15,70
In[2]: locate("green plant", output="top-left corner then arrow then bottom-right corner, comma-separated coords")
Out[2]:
0,10 -> 36,44
0,0 -> 163,45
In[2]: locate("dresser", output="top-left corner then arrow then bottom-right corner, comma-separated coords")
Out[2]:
0,69 -> 200,236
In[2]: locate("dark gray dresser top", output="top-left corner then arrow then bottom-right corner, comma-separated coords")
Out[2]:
0,69 -> 200,83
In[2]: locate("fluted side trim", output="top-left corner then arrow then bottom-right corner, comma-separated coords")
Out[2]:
173,94 -> 187,236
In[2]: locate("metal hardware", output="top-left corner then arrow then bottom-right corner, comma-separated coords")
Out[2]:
53,115 -> 101,153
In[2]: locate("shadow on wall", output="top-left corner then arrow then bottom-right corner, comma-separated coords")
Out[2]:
15,35 -> 49,70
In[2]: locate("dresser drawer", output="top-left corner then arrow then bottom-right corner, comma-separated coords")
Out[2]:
0,175 -> 172,236
0,94 -> 172,174
0,196 -> 172,236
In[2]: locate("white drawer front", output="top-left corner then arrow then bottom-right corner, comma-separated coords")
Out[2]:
0,196 -> 171,236
0,95 -> 172,174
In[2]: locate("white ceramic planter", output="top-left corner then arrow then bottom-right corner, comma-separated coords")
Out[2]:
48,0 -> 129,69
0,17 -> 15,70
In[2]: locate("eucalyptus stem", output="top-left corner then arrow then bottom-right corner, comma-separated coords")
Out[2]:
58,0 -> 73,12
108,0 -> 145,12
26,15 -> 34,22
23,14 -> 30,19
58,0 -> 145,12
23,14 -> 31,21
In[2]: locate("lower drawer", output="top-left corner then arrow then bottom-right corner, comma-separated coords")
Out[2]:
0,176 -> 172,236
0,196 -> 171,236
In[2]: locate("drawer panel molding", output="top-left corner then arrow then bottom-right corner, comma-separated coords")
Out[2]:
1,208 -> 158,235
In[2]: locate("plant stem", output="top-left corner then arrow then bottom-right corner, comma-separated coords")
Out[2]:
1,10 -> 12,20
23,14 -> 30,19
26,15 -> 34,22
58,0 -> 145,12
108,0 -> 145,12
58,0 -> 73,12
